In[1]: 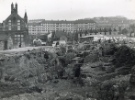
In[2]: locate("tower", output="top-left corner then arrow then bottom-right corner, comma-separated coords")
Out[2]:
15,3 -> 18,14
11,3 -> 18,14
24,11 -> 28,23
11,3 -> 14,14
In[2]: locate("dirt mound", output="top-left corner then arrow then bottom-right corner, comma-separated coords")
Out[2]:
0,43 -> 134,100
2,55 -> 44,82
84,53 -> 99,63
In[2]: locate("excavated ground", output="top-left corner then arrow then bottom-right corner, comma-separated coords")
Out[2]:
0,44 -> 133,100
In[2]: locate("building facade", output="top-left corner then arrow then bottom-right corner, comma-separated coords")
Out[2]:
0,3 -> 29,50
28,19 -> 96,35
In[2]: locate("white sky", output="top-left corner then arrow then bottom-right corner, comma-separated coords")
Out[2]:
0,0 -> 135,22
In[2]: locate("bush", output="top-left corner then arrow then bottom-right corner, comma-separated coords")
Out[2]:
113,45 -> 135,69
84,53 -> 99,63
65,52 -> 76,64
67,49 -> 76,53
102,43 -> 117,55
0,68 -> 3,80
59,45 -> 66,55
56,46 -> 66,56
99,75 -> 130,100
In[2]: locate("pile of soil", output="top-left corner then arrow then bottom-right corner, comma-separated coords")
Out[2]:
0,43 -> 135,100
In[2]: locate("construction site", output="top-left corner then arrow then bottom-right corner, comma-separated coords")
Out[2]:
0,41 -> 135,100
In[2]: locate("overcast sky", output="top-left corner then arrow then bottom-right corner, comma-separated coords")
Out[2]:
0,0 -> 135,22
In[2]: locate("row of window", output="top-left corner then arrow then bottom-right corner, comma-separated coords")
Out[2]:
29,29 -> 75,32
29,28 -> 75,30
41,24 -> 74,26
29,26 -> 75,29
29,24 -> 94,27
28,25 -> 95,29
8,25 -> 20,30
8,20 -> 20,23
8,20 -> 21,30
14,35 -> 24,43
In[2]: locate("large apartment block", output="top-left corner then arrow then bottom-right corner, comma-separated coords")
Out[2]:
28,19 -> 96,35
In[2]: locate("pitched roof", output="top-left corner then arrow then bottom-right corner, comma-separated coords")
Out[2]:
4,13 -> 25,23
74,19 -> 96,24
28,19 -> 96,25
42,20 -> 74,24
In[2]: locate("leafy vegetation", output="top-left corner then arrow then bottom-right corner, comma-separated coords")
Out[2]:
113,45 -> 135,68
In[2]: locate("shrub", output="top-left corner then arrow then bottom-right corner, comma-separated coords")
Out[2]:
102,43 -> 117,55
99,75 -> 130,100
113,45 -> 135,69
59,45 -> 66,55
56,46 -> 66,56
65,52 -> 76,64
67,49 -> 76,53
84,53 -> 99,63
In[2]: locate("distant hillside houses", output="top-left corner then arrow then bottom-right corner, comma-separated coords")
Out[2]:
93,16 -> 133,30
79,30 -> 135,43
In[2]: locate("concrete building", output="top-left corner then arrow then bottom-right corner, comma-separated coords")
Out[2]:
28,19 -> 96,35
0,3 -> 29,50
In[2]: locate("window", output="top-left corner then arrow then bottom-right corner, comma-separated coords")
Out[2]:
17,26 -> 20,30
17,20 -> 20,23
14,35 -> 24,43
17,20 -> 20,30
8,20 -> 11,30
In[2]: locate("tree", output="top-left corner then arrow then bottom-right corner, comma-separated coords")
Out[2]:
73,32 -> 79,42
67,32 -> 73,41
90,28 -> 93,33
94,29 -> 98,34
51,31 -> 56,41
113,28 -> 117,32
121,28 -> 128,34
119,27 -> 122,32
85,30 -> 88,35
104,28 -> 107,35
109,28 -> 112,35
129,24 -> 135,33
44,35 -> 48,42
113,45 -> 135,69
33,39 -> 42,46
99,28 -> 102,32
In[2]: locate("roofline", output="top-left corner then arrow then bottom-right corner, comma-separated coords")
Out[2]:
28,19 -> 96,24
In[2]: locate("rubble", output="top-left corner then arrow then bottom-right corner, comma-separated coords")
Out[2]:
0,42 -> 135,100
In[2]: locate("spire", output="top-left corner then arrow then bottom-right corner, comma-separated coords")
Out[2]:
24,11 -> 28,23
15,3 -> 18,14
11,3 -> 14,14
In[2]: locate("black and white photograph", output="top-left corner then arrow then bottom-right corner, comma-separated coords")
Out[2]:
0,0 -> 135,99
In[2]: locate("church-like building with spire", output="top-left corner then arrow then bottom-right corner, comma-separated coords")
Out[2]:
0,3 -> 29,50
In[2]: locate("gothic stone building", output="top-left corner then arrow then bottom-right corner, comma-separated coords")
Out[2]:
0,3 -> 29,50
